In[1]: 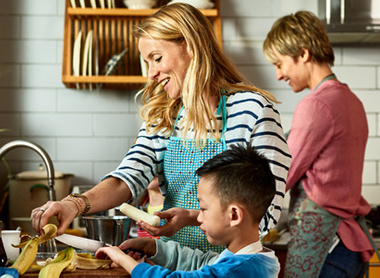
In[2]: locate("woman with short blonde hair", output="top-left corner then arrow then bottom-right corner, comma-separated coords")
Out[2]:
264,10 -> 374,277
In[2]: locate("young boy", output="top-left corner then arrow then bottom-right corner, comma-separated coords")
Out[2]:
95,144 -> 280,277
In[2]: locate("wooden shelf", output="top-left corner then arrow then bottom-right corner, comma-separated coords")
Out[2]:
62,0 -> 222,90
67,7 -> 219,17
62,75 -> 147,83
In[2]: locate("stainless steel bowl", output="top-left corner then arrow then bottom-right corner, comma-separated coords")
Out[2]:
83,216 -> 132,246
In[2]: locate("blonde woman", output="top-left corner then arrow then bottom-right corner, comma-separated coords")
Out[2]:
32,3 -> 290,253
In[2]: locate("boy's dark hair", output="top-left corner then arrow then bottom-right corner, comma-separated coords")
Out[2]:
196,144 -> 276,223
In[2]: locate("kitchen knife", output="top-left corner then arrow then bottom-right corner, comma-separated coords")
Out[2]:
55,234 -> 146,257
55,234 -> 110,253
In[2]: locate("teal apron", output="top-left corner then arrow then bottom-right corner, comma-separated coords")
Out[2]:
161,95 -> 227,253
285,183 -> 380,277
285,74 -> 342,277
285,181 -> 341,277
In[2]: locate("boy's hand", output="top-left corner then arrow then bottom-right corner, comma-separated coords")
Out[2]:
95,246 -> 138,273
119,237 -> 157,257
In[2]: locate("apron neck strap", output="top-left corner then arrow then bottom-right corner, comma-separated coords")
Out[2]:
219,94 -> 227,150
171,93 -> 227,150
172,106 -> 185,134
313,73 -> 337,91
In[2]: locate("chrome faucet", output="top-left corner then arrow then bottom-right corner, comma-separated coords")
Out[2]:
0,140 -> 56,201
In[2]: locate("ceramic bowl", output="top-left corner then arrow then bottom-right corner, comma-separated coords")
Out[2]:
123,0 -> 156,9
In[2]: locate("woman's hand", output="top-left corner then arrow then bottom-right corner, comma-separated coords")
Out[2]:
138,207 -> 200,237
30,177 -> 132,236
31,200 -> 78,236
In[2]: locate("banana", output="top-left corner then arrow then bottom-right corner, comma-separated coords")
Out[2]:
120,203 -> 160,226
38,247 -> 75,278
75,253 -> 111,269
10,237 -> 39,274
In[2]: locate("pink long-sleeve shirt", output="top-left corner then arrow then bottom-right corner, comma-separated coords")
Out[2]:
286,80 -> 374,262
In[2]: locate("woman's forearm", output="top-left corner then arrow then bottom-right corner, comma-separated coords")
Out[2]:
187,209 -> 201,226
84,177 -> 132,214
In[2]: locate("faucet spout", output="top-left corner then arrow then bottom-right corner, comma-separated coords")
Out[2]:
0,140 -> 56,201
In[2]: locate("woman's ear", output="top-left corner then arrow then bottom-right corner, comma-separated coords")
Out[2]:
300,48 -> 311,62
229,204 -> 244,227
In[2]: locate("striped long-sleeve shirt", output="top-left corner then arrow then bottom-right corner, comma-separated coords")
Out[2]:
105,90 -> 291,233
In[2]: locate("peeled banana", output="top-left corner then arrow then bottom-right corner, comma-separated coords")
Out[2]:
38,247 -> 75,278
120,203 -> 160,226
10,237 -> 39,274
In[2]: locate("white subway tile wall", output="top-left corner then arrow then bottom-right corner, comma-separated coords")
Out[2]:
0,0 -> 379,206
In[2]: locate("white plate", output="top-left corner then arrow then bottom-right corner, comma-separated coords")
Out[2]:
99,0 -> 105,9
72,30 -> 82,77
82,30 -> 93,77
90,0 -> 97,8
70,0 -> 76,8
79,0 -> 85,8
88,32 -> 93,77
95,36 -> 99,76
88,31 -> 94,90
95,36 -> 100,90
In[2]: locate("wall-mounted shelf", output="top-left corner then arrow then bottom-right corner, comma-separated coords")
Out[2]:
62,0 -> 221,90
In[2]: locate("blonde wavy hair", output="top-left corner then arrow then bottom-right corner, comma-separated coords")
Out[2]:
135,3 -> 277,146
263,11 -> 334,66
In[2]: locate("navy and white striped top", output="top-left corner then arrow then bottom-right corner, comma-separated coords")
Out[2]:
105,91 -> 291,234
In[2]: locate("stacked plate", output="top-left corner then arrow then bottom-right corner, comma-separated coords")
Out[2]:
70,0 -> 115,8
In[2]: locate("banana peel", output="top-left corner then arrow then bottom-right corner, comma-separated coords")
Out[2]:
29,262 -> 45,272
38,247 -> 75,278
37,223 -> 58,245
9,223 -> 111,275
10,237 -> 39,274
75,253 -> 111,269
9,224 -> 57,274
12,223 -> 57,248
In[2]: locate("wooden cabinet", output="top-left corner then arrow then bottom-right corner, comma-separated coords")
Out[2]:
62,0 -> 221,90
370,251 -> 380,277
